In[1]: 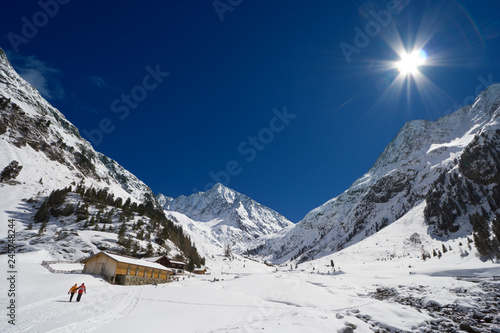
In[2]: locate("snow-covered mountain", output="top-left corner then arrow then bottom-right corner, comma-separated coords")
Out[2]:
0,48 -> 154,213
255,84 -> 500,264
157,183 -> 293,255
1,43 -> 498,267
0,48 -> 203,265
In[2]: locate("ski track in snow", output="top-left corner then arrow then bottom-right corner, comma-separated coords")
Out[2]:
14,288 -> 141,333
46,289 -> 141,333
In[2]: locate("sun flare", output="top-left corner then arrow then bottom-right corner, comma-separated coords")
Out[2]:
396,50 -> 427,75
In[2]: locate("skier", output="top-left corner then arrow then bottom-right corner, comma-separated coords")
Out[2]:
76,283 -> 86,302
68,283 -> 78,302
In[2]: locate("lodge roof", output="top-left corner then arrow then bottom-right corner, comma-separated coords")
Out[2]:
83,252 -> 173,272
143,255 -> 186,266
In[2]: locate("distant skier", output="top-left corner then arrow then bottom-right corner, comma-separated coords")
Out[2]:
76,283 -> 86,302
68,283 -> 78,302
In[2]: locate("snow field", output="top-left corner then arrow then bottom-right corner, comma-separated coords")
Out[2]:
2,244 -> 498,333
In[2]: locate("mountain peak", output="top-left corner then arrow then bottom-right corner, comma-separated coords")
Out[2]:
472,83 -> 500,115
206,183 -> 235,200
157,184 -> 293,253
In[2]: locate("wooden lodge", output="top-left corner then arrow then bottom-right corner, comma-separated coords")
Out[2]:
82,252 -> 173,285
193,267 -> 207,275
143,255 -> 186,273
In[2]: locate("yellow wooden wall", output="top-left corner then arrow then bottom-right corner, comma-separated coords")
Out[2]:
84,253 -> 172,282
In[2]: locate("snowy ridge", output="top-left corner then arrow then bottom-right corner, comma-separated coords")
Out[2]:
158,183 -> 293,254
256,84 -> 500,264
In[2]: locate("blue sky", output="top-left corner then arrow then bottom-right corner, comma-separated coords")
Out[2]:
2,1 -> 500,222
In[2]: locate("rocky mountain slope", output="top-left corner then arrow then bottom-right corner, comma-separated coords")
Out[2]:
0,49 -> 154,210
158,183 -> 293,255
254,84 -> 500,264
0,48 -> 202,266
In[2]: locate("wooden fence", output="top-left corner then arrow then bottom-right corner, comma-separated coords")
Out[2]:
41,260 -> 84,274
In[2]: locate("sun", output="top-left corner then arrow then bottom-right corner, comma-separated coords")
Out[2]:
396,49 -> 427,75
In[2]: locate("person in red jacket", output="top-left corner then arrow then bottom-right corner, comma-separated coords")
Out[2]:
76,283 -> 86,302
68,283 -> 78,302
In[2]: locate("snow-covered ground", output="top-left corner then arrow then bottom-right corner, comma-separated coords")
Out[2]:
1,250 -> 498,332
2,205 -> 499,333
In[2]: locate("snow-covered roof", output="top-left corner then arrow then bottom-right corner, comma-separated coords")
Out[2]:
143,256 -> 162,262
85,252 -> 172,272
142,255 -> 186,266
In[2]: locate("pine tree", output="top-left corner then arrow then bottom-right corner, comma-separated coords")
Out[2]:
89,214 -> 95,226
144,242 -> 154,257
137,229 -> 144,240
34,200 -> 50,222
0,160 -> 23,182
38,221 -> 47,235
117,222 -> 127,244
122,237 -> 132,255
131,241 -> 140,255
469,213 -> 496,260
224,243 -> 232,258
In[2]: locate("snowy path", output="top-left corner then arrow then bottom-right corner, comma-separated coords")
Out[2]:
13,287 -> 141,333
47,288 -> 141,333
